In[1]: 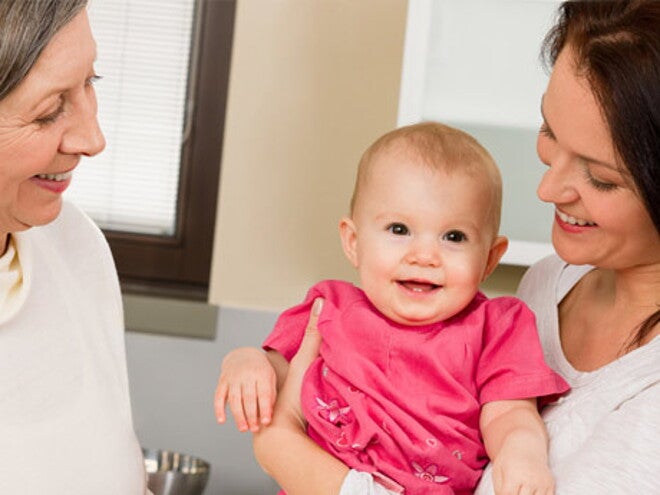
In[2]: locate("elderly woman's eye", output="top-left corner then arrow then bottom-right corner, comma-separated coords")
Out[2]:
86,74 -> 102,86
443,230 -> 467,243
35,104 -> 64,126
387,223 -> 409,235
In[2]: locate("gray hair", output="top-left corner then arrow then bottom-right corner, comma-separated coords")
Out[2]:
0,0 -> 88,101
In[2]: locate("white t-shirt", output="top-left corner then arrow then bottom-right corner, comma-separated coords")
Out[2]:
0,202 -> 148,494
475,255 -> 660,495
341,255 -> 660,495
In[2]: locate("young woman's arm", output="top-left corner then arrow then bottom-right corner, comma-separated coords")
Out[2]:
252,298 -> 401,495
252,298 -> 351,494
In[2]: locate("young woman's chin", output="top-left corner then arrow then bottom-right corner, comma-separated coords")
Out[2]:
552,224 -> 660,270
550,225 -> 598,266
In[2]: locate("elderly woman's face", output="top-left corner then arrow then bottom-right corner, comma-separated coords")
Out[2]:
0,10 -> 105,243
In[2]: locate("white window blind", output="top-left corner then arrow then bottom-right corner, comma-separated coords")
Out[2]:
65,0 -> 195,235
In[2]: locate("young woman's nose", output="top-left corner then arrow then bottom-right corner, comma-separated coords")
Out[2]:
536,152 -> 579,205
59,87 -> 106,157
405,236 -> 441,267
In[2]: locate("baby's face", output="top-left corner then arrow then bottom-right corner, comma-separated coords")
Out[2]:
340,150 -> 502,326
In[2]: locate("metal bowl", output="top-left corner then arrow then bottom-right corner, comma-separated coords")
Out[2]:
143,448 -> 210,495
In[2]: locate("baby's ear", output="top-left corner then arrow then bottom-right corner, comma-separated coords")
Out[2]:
482,235 -> 508,281
339,217 -> 359,268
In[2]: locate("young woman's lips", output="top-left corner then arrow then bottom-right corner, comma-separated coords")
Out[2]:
30,171 -> 73,194
554,209 -> 597,233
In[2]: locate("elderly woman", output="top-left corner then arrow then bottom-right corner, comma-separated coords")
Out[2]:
0,1 -> 147,492
217,1 -> 660,494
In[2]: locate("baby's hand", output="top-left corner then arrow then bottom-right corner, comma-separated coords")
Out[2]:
492,444 -> 555,495
214,347 -> 277,432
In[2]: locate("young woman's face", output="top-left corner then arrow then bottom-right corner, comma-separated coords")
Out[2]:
536,47 -> 660,270
0,10 -> 105,249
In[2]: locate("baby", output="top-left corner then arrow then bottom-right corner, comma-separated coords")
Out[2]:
216,122 -> 569,495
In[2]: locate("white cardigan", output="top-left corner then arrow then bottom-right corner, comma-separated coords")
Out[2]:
0,202 -> 148,494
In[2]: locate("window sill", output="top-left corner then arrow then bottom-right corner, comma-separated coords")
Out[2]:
123,293 -> 217,340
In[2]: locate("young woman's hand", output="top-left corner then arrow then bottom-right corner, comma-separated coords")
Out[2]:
215,347 -> 281,432
253,298 -> 353,495
275,297 -> 324,426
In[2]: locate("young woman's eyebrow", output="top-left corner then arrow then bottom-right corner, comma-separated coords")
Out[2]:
539,95 -> 619,171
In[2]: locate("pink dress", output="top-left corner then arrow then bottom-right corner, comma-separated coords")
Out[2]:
264,280 -> 569,495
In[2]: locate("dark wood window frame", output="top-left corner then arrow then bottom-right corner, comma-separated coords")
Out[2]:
103,0 -> 235,302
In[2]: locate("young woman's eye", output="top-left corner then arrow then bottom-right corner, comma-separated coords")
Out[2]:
387,223 -> 409,236
443,230 -> 467,243
587,176 -> 618,192
539,122 -> 555,140
584,169 -> 618,192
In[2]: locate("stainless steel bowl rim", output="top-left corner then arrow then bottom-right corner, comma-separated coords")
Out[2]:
142,448 -> 210,475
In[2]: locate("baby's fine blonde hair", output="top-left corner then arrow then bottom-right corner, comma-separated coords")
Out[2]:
350,122 -> 503,233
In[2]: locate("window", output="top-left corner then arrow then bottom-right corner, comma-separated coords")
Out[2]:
67,0 -> 235,300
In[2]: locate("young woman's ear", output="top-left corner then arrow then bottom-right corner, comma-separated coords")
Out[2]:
482,235 -> 508,281
338,217 -> 359,268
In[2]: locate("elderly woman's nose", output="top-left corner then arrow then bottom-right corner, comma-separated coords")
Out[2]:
59,89 -> 105,157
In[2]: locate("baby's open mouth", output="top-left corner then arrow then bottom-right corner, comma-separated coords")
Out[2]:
397,280 -> 441,293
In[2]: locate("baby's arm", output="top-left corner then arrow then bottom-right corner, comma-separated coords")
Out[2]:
214,347 -> 288,432
480,398 -> 554,495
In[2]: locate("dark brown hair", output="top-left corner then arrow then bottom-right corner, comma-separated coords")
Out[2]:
0,0 -> 88,100
543,0 -> 660,347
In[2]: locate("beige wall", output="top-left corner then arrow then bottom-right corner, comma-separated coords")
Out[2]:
210,0 -> 409,310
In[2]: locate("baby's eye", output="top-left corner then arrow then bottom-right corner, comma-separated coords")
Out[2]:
443,230 -> 467,243
387,223 -> 409,236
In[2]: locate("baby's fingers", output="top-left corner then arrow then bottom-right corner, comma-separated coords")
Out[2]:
255,372 -> 277,426
493,475 -> 520,495
520,486 -> 552,495
540,483 -> 555,495
227,384 -> 251,432
241,382 -> 262,432
505,481 -> 554,495
214,381 -> 229,423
